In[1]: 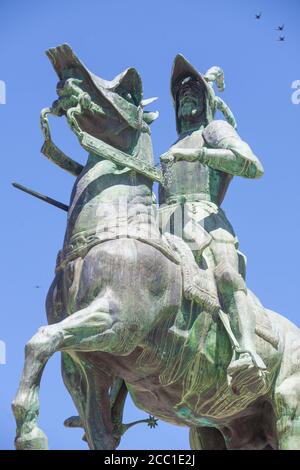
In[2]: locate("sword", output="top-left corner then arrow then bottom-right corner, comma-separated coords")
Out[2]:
12,182 -> 69,212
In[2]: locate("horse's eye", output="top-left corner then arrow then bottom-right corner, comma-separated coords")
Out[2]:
125,92 -> 138,105
116,86 -> 137,105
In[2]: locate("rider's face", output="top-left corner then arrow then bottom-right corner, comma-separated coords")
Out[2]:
177,78 -> 206,124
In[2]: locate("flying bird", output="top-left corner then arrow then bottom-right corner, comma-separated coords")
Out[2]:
276,24 -> 284,31
255,12 -> 262,19
34,285 -> 42,289
278,36 -> 285,42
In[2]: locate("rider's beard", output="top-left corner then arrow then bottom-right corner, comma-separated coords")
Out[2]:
178,101 -> 198,119
178,100 -> 205,129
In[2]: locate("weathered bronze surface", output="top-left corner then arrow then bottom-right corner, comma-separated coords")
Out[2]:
12,45 -> 300,450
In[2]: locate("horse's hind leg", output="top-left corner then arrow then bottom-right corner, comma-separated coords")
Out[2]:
12,295 -> 137,450
61,352 -> 118,450
63,357 -> 128,450
275,374 -> 300,449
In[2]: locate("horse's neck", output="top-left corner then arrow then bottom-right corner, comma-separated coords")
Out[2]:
83,130 -> 155,180
64,133 -> 156,247
70,155 -> 154,214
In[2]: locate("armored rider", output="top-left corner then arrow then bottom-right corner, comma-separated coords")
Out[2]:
159,54 -> 266,390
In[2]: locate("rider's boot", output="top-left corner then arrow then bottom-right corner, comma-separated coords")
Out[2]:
215,265 -> 268,395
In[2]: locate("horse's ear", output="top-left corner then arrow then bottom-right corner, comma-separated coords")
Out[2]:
142,97 -> 159,124
115,67 -> 143,105
141,97 -> 158,107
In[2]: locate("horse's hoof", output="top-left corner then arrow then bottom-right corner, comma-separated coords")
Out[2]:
15,427 -> 48,450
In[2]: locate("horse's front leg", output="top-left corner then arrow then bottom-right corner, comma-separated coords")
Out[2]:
12,295 -> 127,450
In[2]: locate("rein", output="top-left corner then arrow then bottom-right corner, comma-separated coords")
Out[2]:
40,90 -> 163,183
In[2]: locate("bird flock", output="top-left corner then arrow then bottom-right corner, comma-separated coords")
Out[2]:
255,12 -> 285,42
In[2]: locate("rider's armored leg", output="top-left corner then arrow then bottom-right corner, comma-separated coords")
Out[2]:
213,242 -> 266,372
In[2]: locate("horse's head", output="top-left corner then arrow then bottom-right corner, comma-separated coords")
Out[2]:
47,44 -> 157,155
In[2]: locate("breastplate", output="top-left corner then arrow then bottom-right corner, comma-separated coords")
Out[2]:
159,129 -> 232,206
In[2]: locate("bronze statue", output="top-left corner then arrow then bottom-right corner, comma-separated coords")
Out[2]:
12,45 -> 300,450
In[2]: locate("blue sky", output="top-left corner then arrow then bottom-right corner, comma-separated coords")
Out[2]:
1,0 -> 300,450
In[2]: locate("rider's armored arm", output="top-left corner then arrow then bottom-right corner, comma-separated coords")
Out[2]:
202,120 -> 264,179
170,143 -> 263,179
168,120 -> 264,179
199,146 -> 264,179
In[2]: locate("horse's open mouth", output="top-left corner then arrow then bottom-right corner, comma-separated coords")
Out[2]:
47,44 -> 143,124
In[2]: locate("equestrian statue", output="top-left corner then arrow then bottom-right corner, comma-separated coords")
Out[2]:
12,44 -> 300,450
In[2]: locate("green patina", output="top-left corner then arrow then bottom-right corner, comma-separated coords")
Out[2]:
12,44 -> 300,451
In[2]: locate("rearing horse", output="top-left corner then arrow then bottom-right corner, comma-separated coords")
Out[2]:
13,45 -> 300,450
